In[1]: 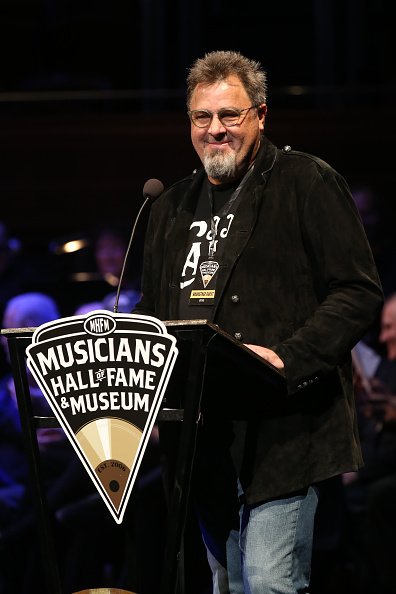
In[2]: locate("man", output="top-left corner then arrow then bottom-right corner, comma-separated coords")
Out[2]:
379,293 -> 396,360
344,293 -> 396,593
352,292 -> 396,403
365,294 -> 396,594
349,294 -> 396,482
134,50 -> 383,594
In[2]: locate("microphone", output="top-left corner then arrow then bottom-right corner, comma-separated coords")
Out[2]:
143,178 -> 164,201
113,178 -> 164,313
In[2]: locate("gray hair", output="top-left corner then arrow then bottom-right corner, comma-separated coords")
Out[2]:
186,50 -> 268,109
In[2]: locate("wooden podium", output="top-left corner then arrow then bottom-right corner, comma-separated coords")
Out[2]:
1,320 -> 286,594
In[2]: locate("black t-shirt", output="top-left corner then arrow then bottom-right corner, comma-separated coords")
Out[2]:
178,179 -> 239,321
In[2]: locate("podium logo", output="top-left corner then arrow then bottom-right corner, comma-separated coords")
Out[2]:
26,311 -> 178,524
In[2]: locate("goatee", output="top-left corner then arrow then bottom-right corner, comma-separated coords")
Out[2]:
203,150 -> 237,182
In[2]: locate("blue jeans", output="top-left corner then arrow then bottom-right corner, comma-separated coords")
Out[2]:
200,486 -> 319,594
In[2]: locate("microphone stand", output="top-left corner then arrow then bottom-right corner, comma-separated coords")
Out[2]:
113,195 -> 150,313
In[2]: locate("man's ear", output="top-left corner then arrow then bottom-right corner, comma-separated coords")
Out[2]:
257,103 -> 267,119
257,103 -> 267,132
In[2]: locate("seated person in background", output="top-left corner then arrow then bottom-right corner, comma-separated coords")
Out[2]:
0,292 -> 65,592
90,226 -> 143,311
0,292 -> 65,445
93,225 -> 128,286
53,224 -> 142,316
342,293 -> 396,593
352,292 -> 396,415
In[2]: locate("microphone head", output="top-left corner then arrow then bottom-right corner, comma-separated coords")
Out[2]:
143,178 -> 164,202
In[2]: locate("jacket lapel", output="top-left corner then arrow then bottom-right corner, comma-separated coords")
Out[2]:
214,139 -> 278,304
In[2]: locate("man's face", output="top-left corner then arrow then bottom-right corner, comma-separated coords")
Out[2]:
379,300 -> 396,360
189,75 -> 266,184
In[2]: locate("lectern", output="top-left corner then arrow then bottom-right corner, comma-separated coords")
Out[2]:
1,320 -> 286,594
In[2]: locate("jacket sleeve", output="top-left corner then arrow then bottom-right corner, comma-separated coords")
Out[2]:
273,164 -> 383,394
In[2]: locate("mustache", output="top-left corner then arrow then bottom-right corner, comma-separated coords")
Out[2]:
204,132 -> 229,142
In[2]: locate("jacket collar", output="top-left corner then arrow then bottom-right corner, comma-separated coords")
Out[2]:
254,135 -> 278,177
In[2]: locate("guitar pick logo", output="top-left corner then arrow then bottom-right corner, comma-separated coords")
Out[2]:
199,260 -> 219,287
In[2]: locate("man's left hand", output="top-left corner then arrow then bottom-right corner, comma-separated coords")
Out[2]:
244,344 -> 284,369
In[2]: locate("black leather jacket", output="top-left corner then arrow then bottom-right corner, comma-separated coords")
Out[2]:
135,136 -> 383,503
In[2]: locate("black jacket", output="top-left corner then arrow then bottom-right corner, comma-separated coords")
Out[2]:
135,136 -> 383,503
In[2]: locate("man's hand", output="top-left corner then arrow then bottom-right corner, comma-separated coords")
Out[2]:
244,344 -> 285,369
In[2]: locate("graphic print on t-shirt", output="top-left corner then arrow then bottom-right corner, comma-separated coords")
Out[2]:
180,213 -> 234,290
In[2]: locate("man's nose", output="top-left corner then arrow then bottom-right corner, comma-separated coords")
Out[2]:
208,113 -> 227,134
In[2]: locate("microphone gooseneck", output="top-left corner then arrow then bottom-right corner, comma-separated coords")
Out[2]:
113,178 -> 164,313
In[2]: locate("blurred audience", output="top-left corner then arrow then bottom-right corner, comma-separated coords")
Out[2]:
0,222 -> 31,317
340,293 -> 396,593
0,291 -> 166,594
51,225 -> 142,316
0,292 -> 118,593
352,185 -> 396,300
73,289 -> 141,317
93,225 -> 128,285
0,292 -> 67,592
0,222 -> 54,377
102,289 -> 141,313
73,300 -> 104,316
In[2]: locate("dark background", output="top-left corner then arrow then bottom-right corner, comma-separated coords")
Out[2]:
1,0 -> 395,258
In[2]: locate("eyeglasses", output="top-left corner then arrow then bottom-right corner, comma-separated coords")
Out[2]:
188,105 -> 258,128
